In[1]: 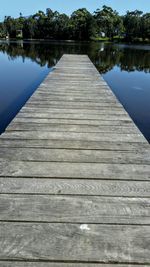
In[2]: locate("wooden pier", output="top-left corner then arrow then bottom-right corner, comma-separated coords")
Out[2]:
0,54 -> 150,266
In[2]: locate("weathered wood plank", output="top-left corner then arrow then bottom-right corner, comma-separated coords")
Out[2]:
29,96 -> 120,102
1,131 -> 145,143
0,178 -> 149,197
25,103 -> 123,110
19,109 -> 128,115
0,223 -> 149,263
35,89 -> 113,95
11,117 -> 133,126
0,194 -> 149,224
19,106 -> 130,114
19,107 -> 128,115
25,99 -> 121,105
36,88 -> 115,94
17,112 -> 132,121
0,147 -> 150,164
0,139 -> 148,151
1,263 -> 148,267
0,160 -> 150,180
7,123 -> 139,134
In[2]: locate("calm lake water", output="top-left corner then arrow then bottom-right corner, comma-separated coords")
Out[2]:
0,40 -> 150,142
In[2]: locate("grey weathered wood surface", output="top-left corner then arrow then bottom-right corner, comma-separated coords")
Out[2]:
0,178 -> 150,197
1,160 -> 150,180
0,223 -> 149,263
0,264 -> 149,267
0,194 -> 149,224
0,54 -> 150,265
1,147 -> 150,164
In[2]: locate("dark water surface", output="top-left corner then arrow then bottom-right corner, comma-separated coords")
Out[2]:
0,40 -> 150,141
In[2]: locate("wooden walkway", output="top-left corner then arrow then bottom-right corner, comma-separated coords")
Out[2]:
0,54 -> 150,266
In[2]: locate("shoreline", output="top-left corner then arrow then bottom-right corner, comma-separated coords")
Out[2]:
0,38 -> 150,45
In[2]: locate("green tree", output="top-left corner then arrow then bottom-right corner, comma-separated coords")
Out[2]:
23,16 -> 37,39
70,8 -> 96,40
44,9 -> 57,39
94,5 -> 124,38
53,13 -> 70,39
4,16 -> 16,38
123,10 -> 143,40
141,13 -> 150,40
0,22 -> 5,38
33,11 -> 47,38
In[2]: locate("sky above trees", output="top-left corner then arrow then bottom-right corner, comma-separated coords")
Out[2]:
0,0 -> 150,20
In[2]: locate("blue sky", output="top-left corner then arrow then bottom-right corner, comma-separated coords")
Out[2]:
0,0 -> 150,20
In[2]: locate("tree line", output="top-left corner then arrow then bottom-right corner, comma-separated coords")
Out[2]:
0,6 -> 150,42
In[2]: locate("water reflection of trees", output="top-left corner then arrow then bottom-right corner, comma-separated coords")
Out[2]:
92,45 -> 150,73
0,41 -> 150,73
119,48 -> 150,73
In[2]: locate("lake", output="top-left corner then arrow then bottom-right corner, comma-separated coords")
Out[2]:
0,40 -> 150,142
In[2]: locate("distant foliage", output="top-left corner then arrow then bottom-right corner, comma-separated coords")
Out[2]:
0,6 -> 150,41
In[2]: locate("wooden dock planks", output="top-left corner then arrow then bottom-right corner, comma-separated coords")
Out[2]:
0,54 -> 150,266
